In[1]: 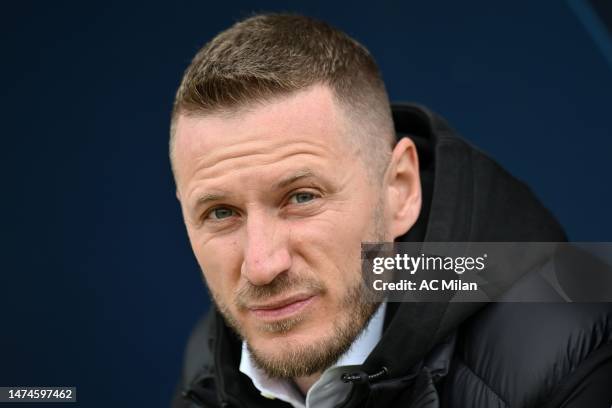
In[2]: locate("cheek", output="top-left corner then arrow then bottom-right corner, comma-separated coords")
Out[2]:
190,233 -> 243,298
326,203 -> 376,254
291,206 -> 371,283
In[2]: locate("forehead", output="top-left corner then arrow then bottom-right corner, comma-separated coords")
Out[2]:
172,85 -> 354,185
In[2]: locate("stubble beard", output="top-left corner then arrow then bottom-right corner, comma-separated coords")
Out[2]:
212,276 -> 379,379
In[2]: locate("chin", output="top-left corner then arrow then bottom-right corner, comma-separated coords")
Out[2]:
247,315 -> 329,355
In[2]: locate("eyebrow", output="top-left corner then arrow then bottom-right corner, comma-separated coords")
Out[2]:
274,169 -> 317,189
191,193 -> 227,212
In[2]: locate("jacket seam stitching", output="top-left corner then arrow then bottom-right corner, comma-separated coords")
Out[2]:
541,340 -> 612,408
457,357 -> 508,407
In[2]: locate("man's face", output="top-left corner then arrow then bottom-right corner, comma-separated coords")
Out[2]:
173,85 -> 386,377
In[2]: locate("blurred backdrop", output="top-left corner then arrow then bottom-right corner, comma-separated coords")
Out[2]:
2,1 -> 611,406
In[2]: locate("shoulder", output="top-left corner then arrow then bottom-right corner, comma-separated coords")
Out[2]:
446,302 -> 612,407
182,310 -> 218,385
172,310 -> 220,408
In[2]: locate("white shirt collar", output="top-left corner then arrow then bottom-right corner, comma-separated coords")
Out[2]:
239,303 -> 387,408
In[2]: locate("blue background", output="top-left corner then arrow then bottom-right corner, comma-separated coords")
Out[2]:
2,1 -> 611,407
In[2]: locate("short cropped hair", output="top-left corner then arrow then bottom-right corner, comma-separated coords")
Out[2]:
170,14 -> 395,178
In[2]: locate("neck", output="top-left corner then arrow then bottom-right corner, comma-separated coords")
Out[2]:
293,372 -> 322,395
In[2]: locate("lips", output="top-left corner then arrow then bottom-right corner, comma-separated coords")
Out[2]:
247,294 -> 316,320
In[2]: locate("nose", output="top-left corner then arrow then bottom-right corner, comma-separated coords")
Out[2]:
241,210 -> 292,286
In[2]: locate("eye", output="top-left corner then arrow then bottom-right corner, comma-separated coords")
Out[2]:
206,207 -> 236,220
289,191 -> 316,204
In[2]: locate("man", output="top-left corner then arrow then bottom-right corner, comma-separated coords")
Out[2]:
170,14 -> 612,408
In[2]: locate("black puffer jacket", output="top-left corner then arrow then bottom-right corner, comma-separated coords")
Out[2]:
172,104 -> 612,408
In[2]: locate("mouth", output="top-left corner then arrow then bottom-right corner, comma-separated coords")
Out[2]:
247,294 -> 316,321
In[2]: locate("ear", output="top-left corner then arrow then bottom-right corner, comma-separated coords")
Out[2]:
383,137 -> 422,240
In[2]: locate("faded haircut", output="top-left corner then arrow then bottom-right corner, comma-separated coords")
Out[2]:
170,14 -> 395,179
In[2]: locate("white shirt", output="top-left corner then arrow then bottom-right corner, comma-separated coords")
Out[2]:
239,303 -> 387,408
